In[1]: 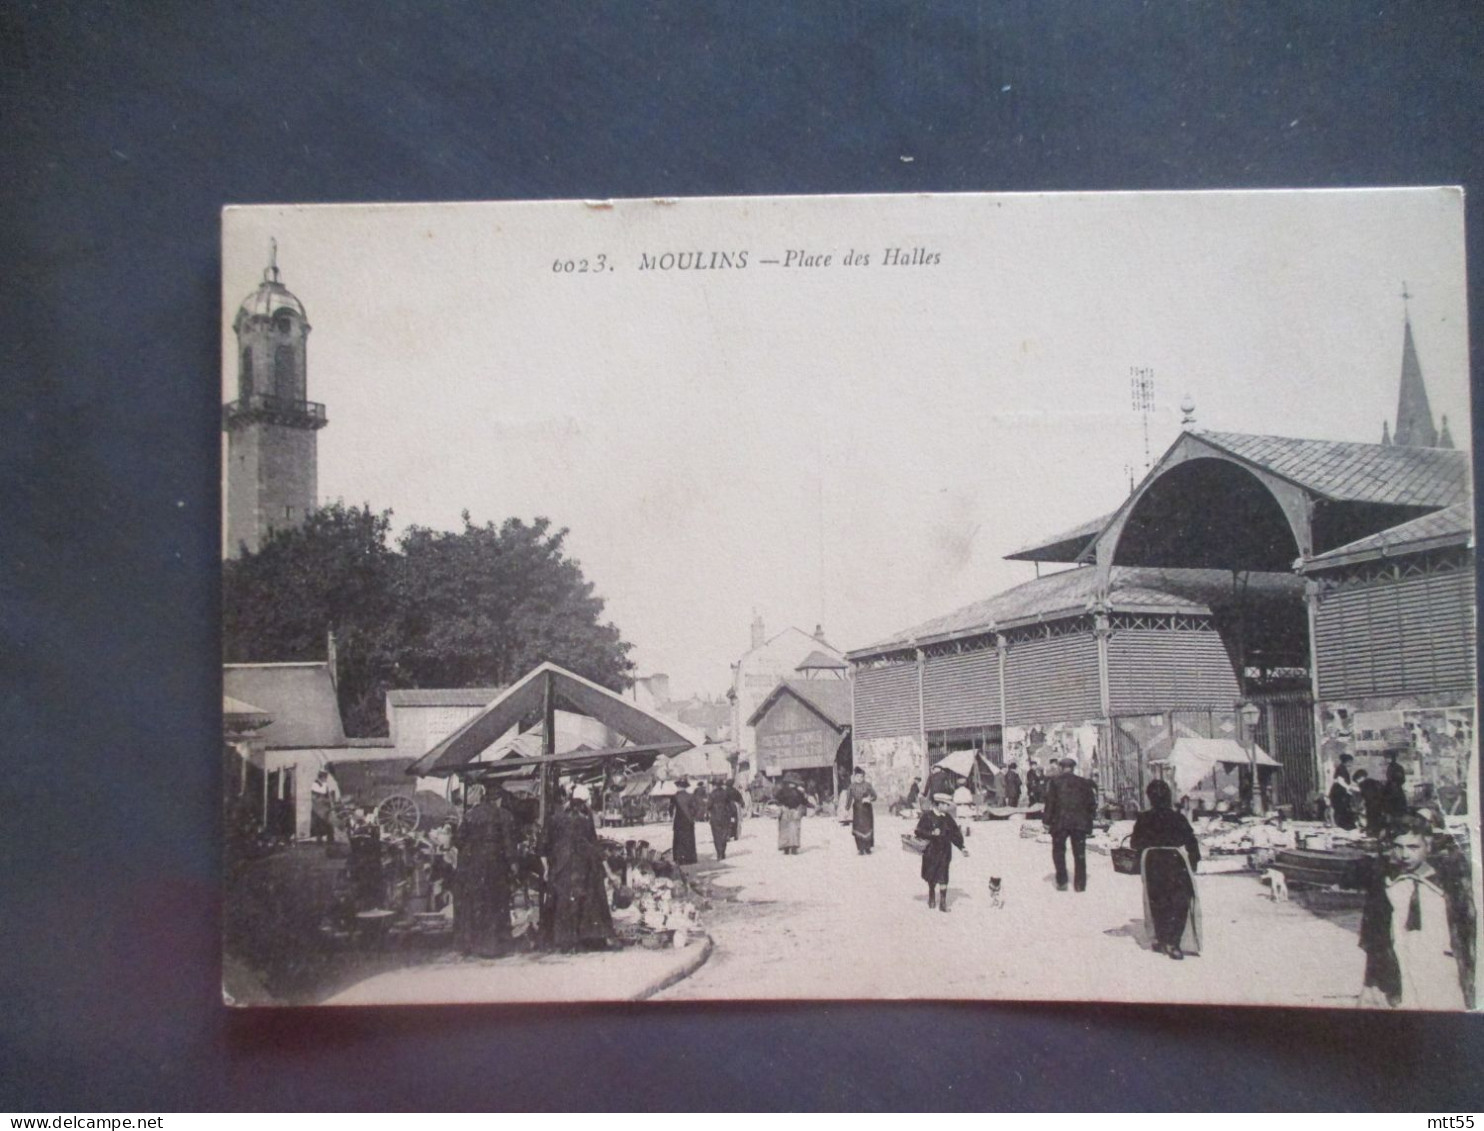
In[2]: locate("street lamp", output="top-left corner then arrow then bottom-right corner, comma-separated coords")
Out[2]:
1239,701 -> 1263,815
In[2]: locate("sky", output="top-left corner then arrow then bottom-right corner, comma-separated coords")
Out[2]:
222,189 -> 1471,698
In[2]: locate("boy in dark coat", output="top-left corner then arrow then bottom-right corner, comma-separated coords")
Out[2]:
914,794 -> 968,912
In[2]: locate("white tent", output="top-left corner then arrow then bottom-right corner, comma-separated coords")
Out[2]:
934,749 -> 993,778
1159,737 -> 1281,796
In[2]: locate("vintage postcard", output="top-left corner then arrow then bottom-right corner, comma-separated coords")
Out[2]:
221,189 -> 1476,1010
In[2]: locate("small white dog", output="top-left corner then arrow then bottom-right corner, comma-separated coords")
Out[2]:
987,876 -> 1005,909
1261,868 -> 1289,902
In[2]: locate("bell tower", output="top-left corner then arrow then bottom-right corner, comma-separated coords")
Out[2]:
224,242 -> 328,557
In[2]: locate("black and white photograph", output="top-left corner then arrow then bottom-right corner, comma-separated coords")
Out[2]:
220,189 -> 1476,1011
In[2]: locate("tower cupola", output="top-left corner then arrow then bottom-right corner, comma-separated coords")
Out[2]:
224,242 -> 327,557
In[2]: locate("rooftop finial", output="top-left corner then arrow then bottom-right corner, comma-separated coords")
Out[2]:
1401,280 -> 1411,315
266,238 -> 280,284
1179,393 -> 1196,429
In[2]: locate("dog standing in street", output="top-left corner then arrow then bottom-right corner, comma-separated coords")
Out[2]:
988,876 -> 1005,909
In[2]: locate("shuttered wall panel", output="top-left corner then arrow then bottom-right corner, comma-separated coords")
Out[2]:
1108,629 -> 1240,715
923,648 -> 1002,729
1315,570 -> 1476,699
1005,634 -> 1101,724
854,663 -> 920,739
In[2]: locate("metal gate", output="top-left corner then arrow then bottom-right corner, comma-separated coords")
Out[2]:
1252,692 -> 1318,811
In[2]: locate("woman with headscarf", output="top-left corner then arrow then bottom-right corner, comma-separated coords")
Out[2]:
914,793 -> 967,912
776,773 -> 810,855
453,782 -> 518,958
847,768 -> 877,855
670,779 -> 699,866
543,784 -> 615,952
1131,779 -> 1202,960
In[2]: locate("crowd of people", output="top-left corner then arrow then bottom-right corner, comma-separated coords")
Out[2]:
346,746 -> 1472,1011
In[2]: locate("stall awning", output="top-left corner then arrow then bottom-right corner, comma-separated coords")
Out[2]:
657,743 -> 734,780
406,662 -> 700,778
1159,737 -> 1281,796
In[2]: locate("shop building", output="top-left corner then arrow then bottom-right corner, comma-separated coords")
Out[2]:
1302,501 -> 1475,813
747,676 -> 853,800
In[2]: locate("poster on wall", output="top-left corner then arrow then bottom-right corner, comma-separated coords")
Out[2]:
221,189 -> 1476,1011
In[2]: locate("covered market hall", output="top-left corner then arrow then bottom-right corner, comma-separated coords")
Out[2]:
848,427 -> 1472,818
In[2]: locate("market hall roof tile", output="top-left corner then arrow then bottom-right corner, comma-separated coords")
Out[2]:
1003,511 -> 1114,563
1301,500 -> 1474,571
1195,431 -> 1470,508
848,565 -> 1304,658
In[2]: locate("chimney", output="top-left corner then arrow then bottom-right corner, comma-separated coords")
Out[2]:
751,611 -> 765,650
650,673 -> 671,705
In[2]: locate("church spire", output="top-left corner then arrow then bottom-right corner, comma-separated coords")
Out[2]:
1391,284 -> 1440,448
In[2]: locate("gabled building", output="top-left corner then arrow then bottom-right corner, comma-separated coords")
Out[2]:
747,677 -> 853,799
728,615 -> 844,771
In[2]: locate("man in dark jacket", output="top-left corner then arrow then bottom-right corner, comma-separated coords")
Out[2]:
1043,757 -> 1097,892
1002,763 -> 1023,808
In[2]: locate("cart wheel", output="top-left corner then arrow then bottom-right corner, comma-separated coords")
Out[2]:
376,795 -> 420,837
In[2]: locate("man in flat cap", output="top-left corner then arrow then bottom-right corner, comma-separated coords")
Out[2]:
1043,757 -> 1097,892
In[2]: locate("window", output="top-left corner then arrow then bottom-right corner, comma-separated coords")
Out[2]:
239,347 -> 252,399
273,345 -> 295,399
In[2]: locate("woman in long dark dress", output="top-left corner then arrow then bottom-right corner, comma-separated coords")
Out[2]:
1131,779 -> 1202,960
453,783 -> 517,958
670,779 -> 699,865
847,768 -> 877,854
914,793 -> 967,912
543,785 -> 614,952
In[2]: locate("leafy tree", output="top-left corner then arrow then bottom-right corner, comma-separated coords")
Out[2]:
223,505 -> 633,736
395,514 -> 633,692
223,502 -> 400,734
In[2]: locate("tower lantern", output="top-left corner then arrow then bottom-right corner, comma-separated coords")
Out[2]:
223,242 -> 327,557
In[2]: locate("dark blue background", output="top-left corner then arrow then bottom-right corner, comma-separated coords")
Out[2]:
3,0 -> 1482,1111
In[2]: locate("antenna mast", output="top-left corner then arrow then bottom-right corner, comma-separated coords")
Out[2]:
1130,366 -> 1156,474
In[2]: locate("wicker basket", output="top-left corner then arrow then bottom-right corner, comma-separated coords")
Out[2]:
900,834 -> 927,855
1110,836 -> 1141,875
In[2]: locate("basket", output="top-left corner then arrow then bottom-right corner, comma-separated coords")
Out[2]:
1110,837 -> 1141,875
613,921 -> 646,945
900,834 -> 927,855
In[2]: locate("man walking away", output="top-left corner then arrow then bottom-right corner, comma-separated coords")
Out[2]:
1043,757 -> 1097,891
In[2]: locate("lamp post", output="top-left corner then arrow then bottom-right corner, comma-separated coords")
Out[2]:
1239,701 -> 1263,815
